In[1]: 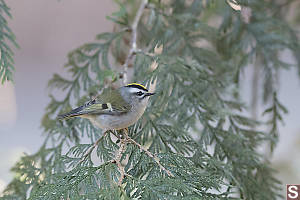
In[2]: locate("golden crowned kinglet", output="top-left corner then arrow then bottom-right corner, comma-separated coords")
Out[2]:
58,83 -> 155,131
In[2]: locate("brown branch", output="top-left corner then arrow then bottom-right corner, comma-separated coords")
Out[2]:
127,137 -> 174,177
115,130 -> 129,186
122,0 -> 148,84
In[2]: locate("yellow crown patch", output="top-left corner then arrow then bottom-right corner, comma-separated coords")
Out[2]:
126,83 -> 148,91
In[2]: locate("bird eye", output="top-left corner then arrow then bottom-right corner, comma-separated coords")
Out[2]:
136,91 -> 143,96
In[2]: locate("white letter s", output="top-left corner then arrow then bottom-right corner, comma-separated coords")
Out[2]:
288,185 -> 299,199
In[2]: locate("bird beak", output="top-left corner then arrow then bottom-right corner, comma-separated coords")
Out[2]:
145,92 -> 155,96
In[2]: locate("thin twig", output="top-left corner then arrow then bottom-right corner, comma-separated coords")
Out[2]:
77,131 -> 107,166
122,0 -> 148,84
127,137 -> 174,177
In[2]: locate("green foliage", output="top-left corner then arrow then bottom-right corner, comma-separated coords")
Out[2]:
0,0 -> 18,84
263,92 -> 288,152
1,0 -> 299,199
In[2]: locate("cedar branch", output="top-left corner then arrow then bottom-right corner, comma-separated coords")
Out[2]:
127,137 -> 174,177
122,0 -> 148,84
115,130 -> 129,186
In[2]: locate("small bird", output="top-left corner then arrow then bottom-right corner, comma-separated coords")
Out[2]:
58,83 -> 155,131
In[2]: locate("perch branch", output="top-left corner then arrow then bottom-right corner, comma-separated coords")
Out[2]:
127,137 -> 174,177
115,130 -> 129,186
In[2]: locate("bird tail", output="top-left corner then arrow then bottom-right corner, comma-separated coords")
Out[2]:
57,105 -> 86,120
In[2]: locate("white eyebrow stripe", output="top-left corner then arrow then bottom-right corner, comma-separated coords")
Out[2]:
129,88 -> 144,93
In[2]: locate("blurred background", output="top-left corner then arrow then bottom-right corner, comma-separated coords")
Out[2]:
0,0 -> 299,195
0,0 -> 116,191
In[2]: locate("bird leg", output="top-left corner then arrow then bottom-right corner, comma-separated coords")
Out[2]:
112,128 -> 128,143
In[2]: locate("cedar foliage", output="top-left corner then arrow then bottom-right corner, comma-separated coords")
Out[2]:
1,0 -> 300,199
0,0 -> 18,83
